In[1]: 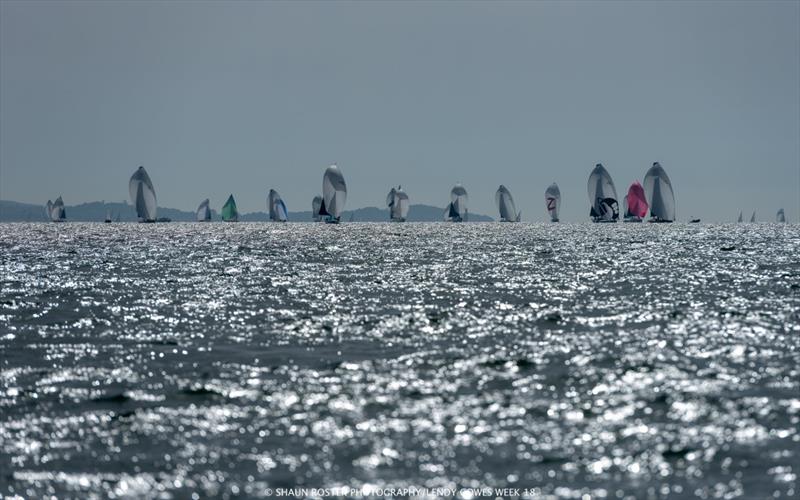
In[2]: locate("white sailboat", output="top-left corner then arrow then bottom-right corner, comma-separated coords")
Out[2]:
49,196 -> 66,222
444,184 -> 468,222
737,211 -> 743,223
318,165 -> 347,223
545,183 -> 561,222
104,208 -> 112,223
196,199 -> 211,222
776,208 -> 786,223
750,211 -> 756,223
587,164 -> 619,223
495,185 -> 520,222
312,196 -> 323,222
643,162 -> 675,223
386,186 -> 410,222
268,189 -> 288,222
129,166 -> 157,222
45,200 -> 53,220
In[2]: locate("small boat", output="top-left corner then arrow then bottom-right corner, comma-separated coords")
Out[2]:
587,163 -> 619,223
312,196 -> 323,222
104,208 -> 112,223
545,183 -> 560,222
623,181 -> 648,223
196,199 -> 211,222
750,211 -> 756,223
444,184 -> 468,222
643,162 -> 675,223
689,218 -> 701,223
737,211 -> 743,223
129,166 -> 158,223
776,208 -> 786,223
319,165 -> 347,223
495,185 -> 520,222
221,194 -> 239,222
268,189 -> 288,222
387,186 -> 410,222
45,200 -> 52,220
49,196 -> 67,222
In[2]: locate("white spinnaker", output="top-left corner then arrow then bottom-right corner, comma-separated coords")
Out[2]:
129,166 -> 157,221
450,184 -> 468,218
196,199 -> 211,221
587,164 -> 618,221
322,165 -> 347,218
50,196 -> 66,221
545,183 -> 561,222
495,185 -> 518,222
45,200 -> 53,219
396,188 -> 410,219
268,189 -> 288,221
643,162 -> 675,221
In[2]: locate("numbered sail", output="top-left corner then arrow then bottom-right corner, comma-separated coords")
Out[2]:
624,181 -> 649,221
643,162 -> 675,222
322,165 -> 347,220
221,194 -> 239,222
268,189 -> 288,222
445,184 -> 468,222
587,164 -> 619,222
128,166 -> 157,222
776,208 -> 786,223
50,196 -> 66,221
312,195 -> 324,222
196,199 -> 211,222
495,185 -> 519,222
544,183 -> 561,222
387,186 -> 410,221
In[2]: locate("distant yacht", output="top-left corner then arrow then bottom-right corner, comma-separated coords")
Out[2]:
317,165 -> 347,224
312,195 -> 323,222
49,196 -> 66,222
643,162 -> 675,223
495,185 -> 520,222
45,200 -> 52,220
444,184 -> 468,222
737,211 -> 743,223
387,186 -> 409,222
776,208 -> 786,223
104,208 -> 112,223
750,211 -> 756,223
221,195 -> 239,222
623,181 -> 648,223
196,199 -> 211,222
129,166 -> 157,223
587,164 -> 619,223
545,183 -> 560,222
268,189 -> 288,222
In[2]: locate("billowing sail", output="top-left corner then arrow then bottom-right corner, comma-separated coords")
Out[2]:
128,166 -> 157,222
495,185 -> 519,222
50,196 -> 66,221
643,162 -> 675,222
45,200 -> 53,219
750,211 -> 756,223
312,195 -> 324,221
196,199 -> 211,222
624,181 -> 649,221
268,189 -> 288,222
545,183 -> 560,222
322,165 -> 347,221
587,164 -> 619,222
776,208 -> 786,223
445,184 -> 468,222
221,194 -> 239,222
387,186 -> 410,221
737,211 -> 743,223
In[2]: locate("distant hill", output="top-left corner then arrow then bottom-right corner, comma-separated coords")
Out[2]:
1,200 -> 494,222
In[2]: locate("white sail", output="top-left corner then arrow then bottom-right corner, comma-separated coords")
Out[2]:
643,162 -> 676,222
196,199 -> 211,222
312,195 -> 323,222
268,189 -> 288,222
738,211 -> 743,223
387,186 -> 410,221
128,166 -> 157,221
446,184 -> 468,221
322,165 -> 347,220
50,196 -> 66,221
45,200 -> 53,219
587,164 -> 619,222
495,185 -> 519,222
545,183 -> 561,222
776,208 -> 786,223
750,211 -> 756,223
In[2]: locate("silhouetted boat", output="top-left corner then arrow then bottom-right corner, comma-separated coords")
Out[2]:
445,184 -> 468,222
129,166 -> 157,223
495,185 -> 520,222
387,186 -> 409,222
587,164 -> 619,223
643,162 -> 675,223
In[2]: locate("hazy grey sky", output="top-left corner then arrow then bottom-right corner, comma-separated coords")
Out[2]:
1,0 -> 798,221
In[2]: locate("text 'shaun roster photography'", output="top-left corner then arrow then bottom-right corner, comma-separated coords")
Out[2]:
1,1 -> 799,499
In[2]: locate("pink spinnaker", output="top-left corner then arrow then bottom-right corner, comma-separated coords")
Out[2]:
626,181 -> 649,218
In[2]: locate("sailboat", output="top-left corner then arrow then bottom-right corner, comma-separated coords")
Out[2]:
776,208 -> 786,223
312,196 -> 323,222
623,181 -> 648,223
387,186 -> 410,222
45,200 -> 53,220
750,211 -> 756,223
268,189 -> 288,222
444,184 -> 468,222
545,183 -> 560,222
196,199 -> 211,222
587,164 -> 619,223
49,196 -> 66,222
643,162 -> 675,223
129,166 -> 158,223
495,185 -> 520,222
737,211 -> 743,223
104,208 -> 112,223
318,165 -> 347,223
221,195 -> 239,222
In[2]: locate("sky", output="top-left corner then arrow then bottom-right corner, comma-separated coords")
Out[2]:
1,0 -> 798,222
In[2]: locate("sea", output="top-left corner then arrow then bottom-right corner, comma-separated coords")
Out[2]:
1,222 -> 798,499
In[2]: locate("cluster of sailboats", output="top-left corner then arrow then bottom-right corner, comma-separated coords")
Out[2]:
44,163 -> 789,224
